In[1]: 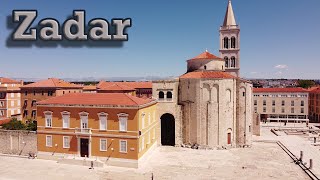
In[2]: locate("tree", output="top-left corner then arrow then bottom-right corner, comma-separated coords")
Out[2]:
297,80 -> 315,89
26,119 -> 37,131
1,118 -> 26,130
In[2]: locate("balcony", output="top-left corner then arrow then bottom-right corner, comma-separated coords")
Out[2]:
75,128 -> 92,135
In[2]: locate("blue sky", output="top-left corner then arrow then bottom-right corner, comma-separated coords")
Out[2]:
0,0 -> 319,80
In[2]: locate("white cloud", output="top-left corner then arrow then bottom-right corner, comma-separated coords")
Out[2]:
274,64 -> 288,69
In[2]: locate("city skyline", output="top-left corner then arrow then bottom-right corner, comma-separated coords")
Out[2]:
0,0 -> 319,80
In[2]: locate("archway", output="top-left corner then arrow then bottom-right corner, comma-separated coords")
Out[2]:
160,113 -> 175,146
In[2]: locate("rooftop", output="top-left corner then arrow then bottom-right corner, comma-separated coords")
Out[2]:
0,77 -> 20,84
37,93 -> 155,107
253,87 -> 308,93
97,81 -> 152,91
22,78 -> 83,89
180,71 -> 236,79
189,51 -> 223,61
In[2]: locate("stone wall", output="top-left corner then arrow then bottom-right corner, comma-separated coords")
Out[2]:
0,130 -> 37,156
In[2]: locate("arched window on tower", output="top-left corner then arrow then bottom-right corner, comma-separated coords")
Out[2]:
231,37 -> 236,48
166,91 -> 172,100
223,37 -> 229,49
224,56 -> 229,68
231,56 -> 236,68
159,91 -> 164,100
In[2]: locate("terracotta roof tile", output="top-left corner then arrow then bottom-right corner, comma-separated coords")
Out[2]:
22,78 -> 82,89
0,77 -> 20,84
83,85 -> 97,91
97,81 -> 152,90
180,71 -> 236,79
190,51 -> 223,61
37,93 -> 155,106
253,88 -> 308,93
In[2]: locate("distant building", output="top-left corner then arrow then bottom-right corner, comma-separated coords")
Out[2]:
20,78 -> 83,122
82,85 -> 97,93
97,81 -> 152,98
253,88 -> 309,123
37,93 -> 157,168
308,88 -> 320,123
0,77 -> 23,120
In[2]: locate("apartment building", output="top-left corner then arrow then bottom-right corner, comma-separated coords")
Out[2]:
0,77 -> 23,120
308,88 -> 320,123
36,93 -> 158,168
253,88 -> 309,122
20,78 -> 83,121
97,81 -> 152,98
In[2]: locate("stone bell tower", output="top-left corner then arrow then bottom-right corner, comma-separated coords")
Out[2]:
219,0 -> 240,77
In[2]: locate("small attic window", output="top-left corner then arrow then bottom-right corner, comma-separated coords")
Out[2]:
204,65 -> 207,70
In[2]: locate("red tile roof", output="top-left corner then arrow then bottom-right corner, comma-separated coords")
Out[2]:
0,118 -> 11,125
83,85 -> 97,91
37,93 -> 155,107
97,81 -> 152,90
189,51 -> 223,61
22,78 -> 82,89
0,77 -> 20,84
180,71 -> 236,79
253,88 -> 308,93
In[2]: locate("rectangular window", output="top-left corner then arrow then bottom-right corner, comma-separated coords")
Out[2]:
100,139 -> 107,151
282,100 -> 285,106
17,93 -> 20,98
272,100 -> 275,106
0,101 -> 3,107
23,110 -> 28,117
281,108 -> 285,113
62,114 -> 70,128
291,101 -> 294,106
272,107 -> 275,113
263,100 -> 266,106
11,101 -> 14,107
291,108 -> 294,113
301,101 -> 304,106
254,100 -> 257,106
119,116 -> 127,132
46,135 -> 52,147
63,136 -> 70,148
24,91 -> 28,96
99,115 -> 107,130
119,140 -> 127,153
10,93 -> 14,98
263,107 -> 266,113
17,100 -> 20,106
254,107 -> 257,112
31,110 -> 36,119
80,115 -> 88,129
301,108 -> 304,114
45,115 -> 52,127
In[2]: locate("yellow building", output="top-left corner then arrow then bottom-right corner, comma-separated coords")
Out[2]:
37,93 -> 158,168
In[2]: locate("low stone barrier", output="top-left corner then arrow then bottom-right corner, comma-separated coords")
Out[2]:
0,129 -> 37,156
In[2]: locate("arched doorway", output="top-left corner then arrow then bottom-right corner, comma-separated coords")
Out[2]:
160,113 -> 175,146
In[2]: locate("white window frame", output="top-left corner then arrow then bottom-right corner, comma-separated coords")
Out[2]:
118,113 -> 128,132
63,136 -> 70,148
119,140 -> 127,153
44,111 -> 53,128
46,135 -> 52,147
100,139 -> 107,151
10,93 -> 14,98
61,111 -> 70,129
79,112 -> 89,129
98,112 -> 108,131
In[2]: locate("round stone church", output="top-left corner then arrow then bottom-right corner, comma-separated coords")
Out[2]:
152,0 -> 253,149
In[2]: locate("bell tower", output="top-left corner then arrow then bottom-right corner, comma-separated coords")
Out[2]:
219,0 -> 240,77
